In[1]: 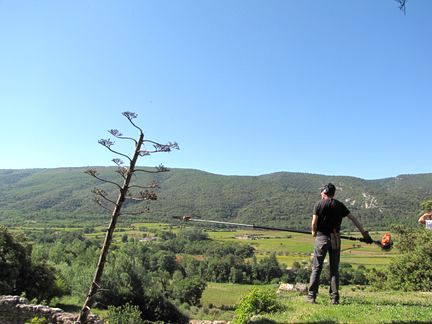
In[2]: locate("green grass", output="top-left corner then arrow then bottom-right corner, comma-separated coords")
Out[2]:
208,228 -> 397,268
51,283 -> 432,323
50,295 -> 82,313
50,295 -> 110,320
198,283 -> 432,323
201,282 -> 277,308
268,290 -> 432,323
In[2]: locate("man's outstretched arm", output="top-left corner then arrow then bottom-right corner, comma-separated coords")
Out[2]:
347,213 -> 373,242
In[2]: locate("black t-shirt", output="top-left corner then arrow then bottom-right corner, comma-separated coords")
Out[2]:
313,198 -> 350,235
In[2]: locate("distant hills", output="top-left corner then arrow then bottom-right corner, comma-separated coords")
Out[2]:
1,167 -> 431,230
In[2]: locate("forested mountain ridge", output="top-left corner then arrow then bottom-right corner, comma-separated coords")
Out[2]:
0,167 -> 431,230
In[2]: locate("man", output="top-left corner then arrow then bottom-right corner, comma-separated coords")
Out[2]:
307,183 -> 373,305
418,211 -> 432,230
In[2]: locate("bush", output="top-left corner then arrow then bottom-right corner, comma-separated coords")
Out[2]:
27,317 -> 48,324
385,229 -> 432,291
233,287 -> 283,324
178,228 -> 208,241
107,303 -> 142,324
170,276 -> 207,306
253,254 -> 283,283
366,268 -> 388,290
0,226 -> 64,301
371,225 -> 432,291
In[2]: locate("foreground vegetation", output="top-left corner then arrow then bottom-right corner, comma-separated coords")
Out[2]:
200,283 -> 432,323
2,220 -> 432,323
42,283 -> 432,323
262,289 -> 432,323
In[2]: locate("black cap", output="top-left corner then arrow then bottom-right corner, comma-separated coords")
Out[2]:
321,183 -> 336,196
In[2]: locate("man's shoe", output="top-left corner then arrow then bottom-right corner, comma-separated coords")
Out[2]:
331,299 -> 339,305
306,296 -> 316,304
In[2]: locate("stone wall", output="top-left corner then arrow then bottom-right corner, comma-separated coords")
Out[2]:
0,295 -> 232,323
0,296 -> 101,324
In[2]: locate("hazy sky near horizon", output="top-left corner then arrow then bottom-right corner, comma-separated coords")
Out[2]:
1,1 -> 431,180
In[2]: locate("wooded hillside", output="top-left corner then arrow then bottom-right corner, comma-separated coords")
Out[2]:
0,168 -> 430,230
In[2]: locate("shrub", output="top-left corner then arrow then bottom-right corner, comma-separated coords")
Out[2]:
170,276 -> 207,306
233,287 -> 283,324
106,303 -> 142,324
27,317 -> 48,324
0,226 -> 63,301
371,225 -> 432,291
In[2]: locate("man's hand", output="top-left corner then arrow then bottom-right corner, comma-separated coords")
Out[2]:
312,231 -> 317,237
362,231 -> 374,244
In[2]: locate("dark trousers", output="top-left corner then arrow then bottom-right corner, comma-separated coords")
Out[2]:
308,234 -> 341,301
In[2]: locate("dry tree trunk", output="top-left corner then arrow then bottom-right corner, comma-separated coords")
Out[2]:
78,112 -> 178,323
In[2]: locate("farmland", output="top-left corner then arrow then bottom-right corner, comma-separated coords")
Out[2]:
207,228 -> 396,268
8,220 -> 398,276
6,220 -> 432,323
12,221 -> 398,269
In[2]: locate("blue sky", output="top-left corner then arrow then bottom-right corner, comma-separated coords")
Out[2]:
1,1 -> 431,180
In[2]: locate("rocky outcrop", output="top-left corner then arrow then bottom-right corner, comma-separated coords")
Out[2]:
0,295 -> 101,324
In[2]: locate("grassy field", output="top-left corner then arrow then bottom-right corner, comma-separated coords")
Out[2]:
201,282 -> 270,307
268,289 -> 432,323
265,292 -> 432,323
11,222 -> 398,268
198,283 -> 432,323
207,228 -> 397,268
50,283 -> 432,323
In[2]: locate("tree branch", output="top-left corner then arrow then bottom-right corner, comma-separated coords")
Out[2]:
134,164 -> 170,173
143,140 -> 180,153
98,140 -> 133,163
126,190 -> 158,201
128,182 -> 160,190
92,188 -> 118,206
134,169 -> 166,174
94,198 -> 114,213
396,0 -> 406,14
122,111 -> 143,133
85,169 -> 122,190
120,208 -> 151,215
108,129 -> 138,145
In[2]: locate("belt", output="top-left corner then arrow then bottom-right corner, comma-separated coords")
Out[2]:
316,231 -> 331,236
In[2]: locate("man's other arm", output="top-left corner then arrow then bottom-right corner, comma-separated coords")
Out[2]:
311,214 -> 318,237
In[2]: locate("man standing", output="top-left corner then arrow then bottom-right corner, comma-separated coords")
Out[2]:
307,183 -> 372,304
418,211 -> 432,230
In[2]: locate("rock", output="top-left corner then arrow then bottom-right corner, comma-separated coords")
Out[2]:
0,295 -> 101,323
277,282 -> 307,294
